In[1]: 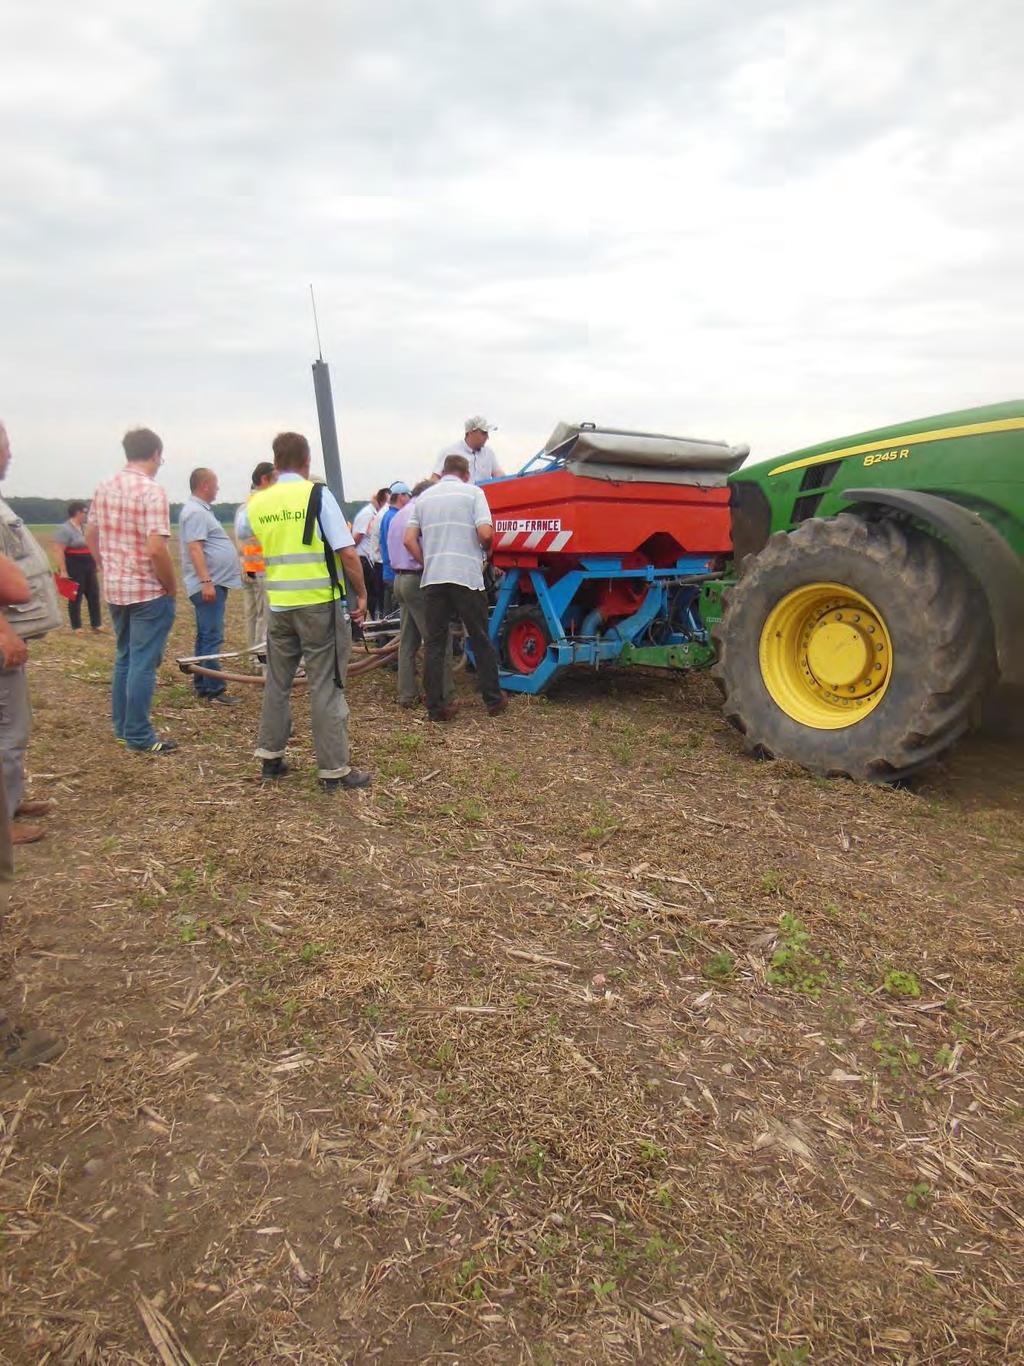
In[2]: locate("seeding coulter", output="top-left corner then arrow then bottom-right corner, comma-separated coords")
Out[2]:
481,404 -> 1024,782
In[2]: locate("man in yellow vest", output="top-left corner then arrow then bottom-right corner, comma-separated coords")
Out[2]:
234,460 -> 276,666
241,432 -> 371,792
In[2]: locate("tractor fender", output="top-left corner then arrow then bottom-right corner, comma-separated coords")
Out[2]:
841,488 -> 1024,685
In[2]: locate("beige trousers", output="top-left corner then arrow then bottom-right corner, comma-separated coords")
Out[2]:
240,573 -> 269,654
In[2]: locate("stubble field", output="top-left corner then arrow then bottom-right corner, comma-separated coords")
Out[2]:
0,569 -> 1022,1364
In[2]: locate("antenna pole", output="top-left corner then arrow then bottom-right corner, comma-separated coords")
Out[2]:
308,286 -> 344,505
309,283 -> 323,360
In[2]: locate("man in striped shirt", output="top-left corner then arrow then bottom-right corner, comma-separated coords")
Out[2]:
403,453 -> 507,721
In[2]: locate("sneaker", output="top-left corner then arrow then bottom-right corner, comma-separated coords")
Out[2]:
16,799 -> 53,817
204,694 -> 239,706
0,1014 -> 65,1069
130,739 -> 179,754
322,769 -> 372,792
428,704 -> 459,723
261,757 -> 290,781
487,696 -> 510,718
11,823 -> 45,845
398,695 -> 424,709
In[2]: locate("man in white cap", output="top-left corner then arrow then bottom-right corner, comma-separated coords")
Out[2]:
432,417 -> 505,485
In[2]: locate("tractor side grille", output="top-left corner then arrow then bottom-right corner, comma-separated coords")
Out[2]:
799,459 -> 842,491
792,459 -> 842,523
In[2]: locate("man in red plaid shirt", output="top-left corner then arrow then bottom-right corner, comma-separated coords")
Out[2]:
86,428 -> 179,754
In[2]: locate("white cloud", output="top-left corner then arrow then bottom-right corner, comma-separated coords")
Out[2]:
1,0 -> 1021,500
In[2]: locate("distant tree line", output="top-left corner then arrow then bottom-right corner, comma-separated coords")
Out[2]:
7,495 -> 366,526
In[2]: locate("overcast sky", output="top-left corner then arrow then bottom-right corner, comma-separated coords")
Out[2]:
2,0 -> 1021,501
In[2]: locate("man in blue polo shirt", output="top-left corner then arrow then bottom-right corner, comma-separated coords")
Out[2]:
378,481 -> 411,616
180,468 -> 241,703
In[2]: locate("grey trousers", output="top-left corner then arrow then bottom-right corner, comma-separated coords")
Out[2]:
255,602 -> 352,778
394,572 -> 454,707
0,669 -> 30,819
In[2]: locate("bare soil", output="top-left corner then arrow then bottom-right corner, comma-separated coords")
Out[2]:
1,596 -> 1022,1364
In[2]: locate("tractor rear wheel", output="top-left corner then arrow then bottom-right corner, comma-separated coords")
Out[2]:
711,514 -> 996,781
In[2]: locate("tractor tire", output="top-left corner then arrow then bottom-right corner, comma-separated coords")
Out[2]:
500,605 -> 551,676
711,513 -> 996,782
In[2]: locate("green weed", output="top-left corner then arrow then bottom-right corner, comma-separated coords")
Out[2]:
883,970 -> 922,999
767,914 -> 827,997
702,950 -> 735,982
523,1142 -> 546,1179
871,1035 -> 922,1079
905,1180 -> 931,1210
480,1161 -> 502,1193
434,1039 -> 455,1067
453,1255 -> 486,1300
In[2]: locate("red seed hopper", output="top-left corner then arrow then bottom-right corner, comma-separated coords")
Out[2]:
483,422 -> 747,570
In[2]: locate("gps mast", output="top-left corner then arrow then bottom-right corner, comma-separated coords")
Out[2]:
309,286 -> 345,507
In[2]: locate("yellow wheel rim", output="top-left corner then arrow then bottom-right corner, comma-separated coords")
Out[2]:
759,582 -> 893,730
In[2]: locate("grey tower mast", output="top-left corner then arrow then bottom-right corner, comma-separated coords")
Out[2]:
309,286 -> 345,507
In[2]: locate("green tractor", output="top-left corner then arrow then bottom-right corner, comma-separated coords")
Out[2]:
713,399 -> 1024,781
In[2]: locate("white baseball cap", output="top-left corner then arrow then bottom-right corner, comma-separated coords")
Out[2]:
464,415 -> 497,434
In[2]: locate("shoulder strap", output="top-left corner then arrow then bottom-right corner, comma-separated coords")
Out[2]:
302,485 -> 341,593
302,483 -> 345,689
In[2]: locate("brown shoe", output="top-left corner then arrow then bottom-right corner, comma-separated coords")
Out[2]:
16,799 -> 53,818
428,704 -> 459,723
11,824 -> 45,845
486,696 -> 509,717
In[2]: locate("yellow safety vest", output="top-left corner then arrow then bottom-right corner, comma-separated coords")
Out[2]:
247,478 -> 345,609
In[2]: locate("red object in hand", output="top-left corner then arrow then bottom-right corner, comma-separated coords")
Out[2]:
54,573 -> 78,602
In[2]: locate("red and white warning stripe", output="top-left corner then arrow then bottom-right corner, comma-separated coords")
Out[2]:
494,518 -> 574,553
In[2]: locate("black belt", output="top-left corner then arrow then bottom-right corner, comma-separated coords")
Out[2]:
394,568 -> 422,575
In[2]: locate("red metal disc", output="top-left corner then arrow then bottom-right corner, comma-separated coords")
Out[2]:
507,618 -> 547,673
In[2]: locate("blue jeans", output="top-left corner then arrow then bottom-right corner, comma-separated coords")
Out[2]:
109,596 -> 177,749
189,586 -> 229,697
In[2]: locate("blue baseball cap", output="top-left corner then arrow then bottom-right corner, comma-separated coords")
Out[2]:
389,481 -> 412,495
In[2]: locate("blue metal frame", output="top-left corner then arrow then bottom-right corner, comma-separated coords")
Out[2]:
488,555 -> 715,694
